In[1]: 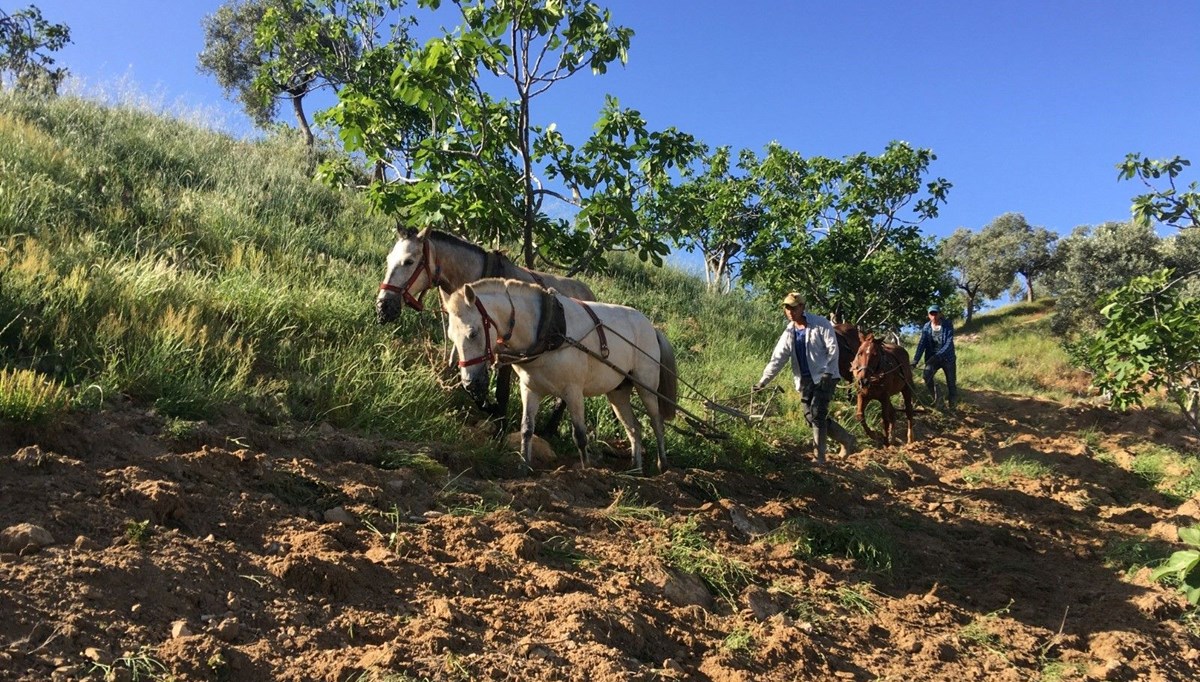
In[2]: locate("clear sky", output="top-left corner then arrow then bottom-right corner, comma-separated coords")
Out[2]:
30,0 -> 1200,243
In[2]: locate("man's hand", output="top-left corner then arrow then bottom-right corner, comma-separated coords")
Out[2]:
820,373 -> 835,391
751,381 -> 765,393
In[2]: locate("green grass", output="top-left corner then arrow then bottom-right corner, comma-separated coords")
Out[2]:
660,515 -> 755,602
0,367 -> 70,422
949,299 -> 1090,402
1102,535 -> 1173,578
962,455 -> 1056,486
768,518 -> 898,575
1130,443 -> 1200,504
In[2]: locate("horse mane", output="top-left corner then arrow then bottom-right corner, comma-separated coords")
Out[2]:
424,228 -> 489,260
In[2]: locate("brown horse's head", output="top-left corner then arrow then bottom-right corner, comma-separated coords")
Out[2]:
851,333 -> 883,390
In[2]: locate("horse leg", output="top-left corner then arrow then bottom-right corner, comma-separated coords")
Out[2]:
493,364 -> 513,425
901,384 -> 916,444
518,383 -> 542,471
562,389 -> 591,468
857,394 -> 882,445
607,383 -> 645,473
633,380 -> 668,473
538,398 -> 569,437
881,399 -> 895,445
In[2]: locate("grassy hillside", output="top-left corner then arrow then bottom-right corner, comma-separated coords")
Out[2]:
0,92 -> 1093,470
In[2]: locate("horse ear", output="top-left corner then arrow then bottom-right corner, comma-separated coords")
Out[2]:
863,332 -> 875,343
463,284 -> 476,306
417,226 -> 432,240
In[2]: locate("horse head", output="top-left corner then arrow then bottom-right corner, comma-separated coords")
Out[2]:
377,225 -> 436,323
851,333 -> 883,390
445,281 -> 516,403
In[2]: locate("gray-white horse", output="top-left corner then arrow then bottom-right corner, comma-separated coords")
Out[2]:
376,226 -> 596,420
445,278 -> 678,473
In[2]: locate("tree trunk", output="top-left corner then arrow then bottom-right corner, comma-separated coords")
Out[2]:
965,297 -> 975,323
519,95 -> 535,268
1024,273 -> 1035,302
291,95 -> 314,148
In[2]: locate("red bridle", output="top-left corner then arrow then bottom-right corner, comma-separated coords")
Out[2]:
379,238 -> 441,312
457,297 -> 515,368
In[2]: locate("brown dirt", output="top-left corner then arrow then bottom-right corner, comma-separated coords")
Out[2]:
2,390 -> 1200,681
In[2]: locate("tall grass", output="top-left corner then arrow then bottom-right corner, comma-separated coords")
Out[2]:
0,92 -> 456,440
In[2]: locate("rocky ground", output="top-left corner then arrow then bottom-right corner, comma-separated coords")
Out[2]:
2,389 -> 1199,681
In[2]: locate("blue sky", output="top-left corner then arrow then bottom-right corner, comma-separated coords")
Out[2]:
31,0 -> 1200,245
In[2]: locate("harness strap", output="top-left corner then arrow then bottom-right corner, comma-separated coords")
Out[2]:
496,291 -> 566,365
576,299 -> 609,358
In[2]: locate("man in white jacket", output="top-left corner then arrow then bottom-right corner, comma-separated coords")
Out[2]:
754,292 -> 858,464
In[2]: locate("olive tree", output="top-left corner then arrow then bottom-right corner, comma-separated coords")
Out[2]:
198,0 -> 404,147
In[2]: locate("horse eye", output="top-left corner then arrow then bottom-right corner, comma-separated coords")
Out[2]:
402,258 -> 414,266
467,329 -> 477,340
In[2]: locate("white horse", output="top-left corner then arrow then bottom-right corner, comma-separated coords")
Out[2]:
445,279 -> 678,473
376,226 -> 596,420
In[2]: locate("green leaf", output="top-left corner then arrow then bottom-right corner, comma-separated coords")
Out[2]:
1180,526 -> 1200,548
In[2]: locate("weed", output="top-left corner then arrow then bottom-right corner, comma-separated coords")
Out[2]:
363,504 -> 408,554
661,516 -> 754,602
1180,608 -> 1200,638
1039,659 -> 1086,681
443,498 -> 509,517
540,535 -> 593,567
1102,535 -> 1172,577
1078,426 -> 1105,455
1150,525 -> 1200,605
834,584 -> 877,616
958,601 -> 1013,657
722,626 -> 755,653
601,488 -> 665,528
239,574 -> 271,588
89,647 -> 169,681
378,450 -> 448,481
161,417 -> 203,441
124,519 -> 151,545
790,519 -> 898,575
962,456 -> 1055,485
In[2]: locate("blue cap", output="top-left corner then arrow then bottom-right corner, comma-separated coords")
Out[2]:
927,304 -> 940,313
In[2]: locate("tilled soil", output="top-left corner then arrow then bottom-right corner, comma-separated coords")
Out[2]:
2,390 -> 1199,681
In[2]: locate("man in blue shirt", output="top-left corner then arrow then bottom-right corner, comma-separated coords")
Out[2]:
912,303 -> 957,411
754,292 -> 858,463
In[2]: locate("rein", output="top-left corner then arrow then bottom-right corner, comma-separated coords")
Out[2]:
379,238 -> 442,312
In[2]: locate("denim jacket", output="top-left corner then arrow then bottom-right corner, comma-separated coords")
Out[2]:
913,319 -> 956,365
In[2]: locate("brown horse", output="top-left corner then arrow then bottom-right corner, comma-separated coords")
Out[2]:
850,333 -> 915,445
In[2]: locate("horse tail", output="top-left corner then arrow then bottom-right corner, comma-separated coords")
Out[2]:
655,329 -> 678,422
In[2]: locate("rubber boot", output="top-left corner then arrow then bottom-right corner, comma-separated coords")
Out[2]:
814,427 -> 828,465
827,419 -> 859,457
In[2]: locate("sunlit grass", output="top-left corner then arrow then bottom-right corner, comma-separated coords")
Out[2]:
0,368 -> 71,422
962,456 -> 1056,486
952,301 -> 1090,402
